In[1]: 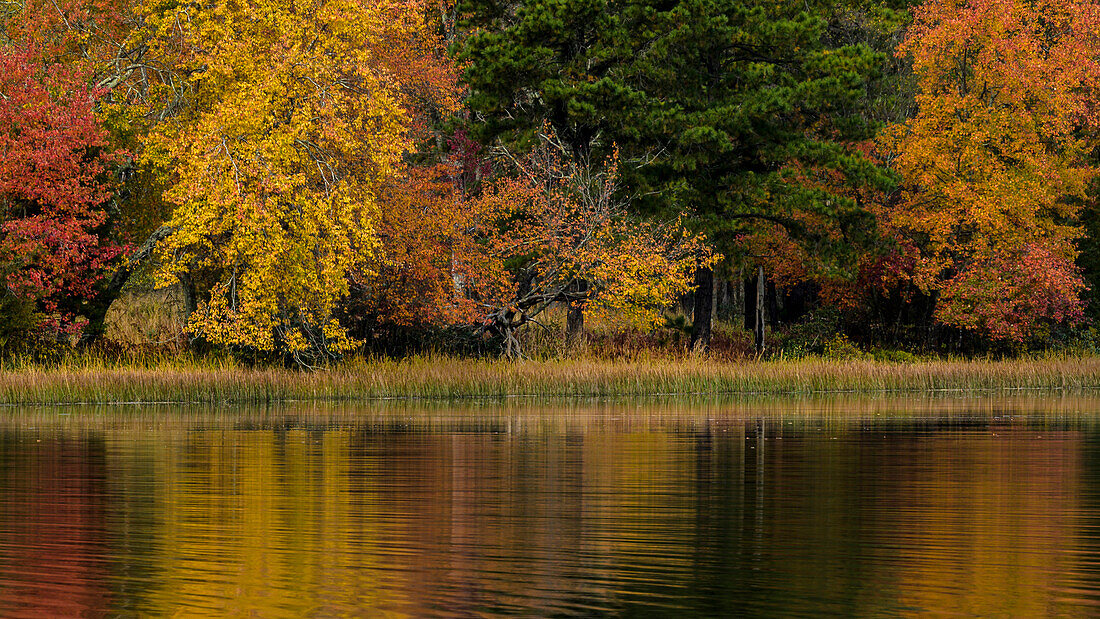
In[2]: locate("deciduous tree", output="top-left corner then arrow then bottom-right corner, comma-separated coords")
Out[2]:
456,0 -> 891,351
138,0 -> 458,365
473,134 -> 714,357
0,40 -> 125,345
884,0 -> 1100,340
351,155 -> 504,331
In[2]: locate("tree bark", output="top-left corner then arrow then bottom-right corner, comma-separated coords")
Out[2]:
767,279 -> 779,325
691,265 -> 714,352
733,268 -> 745,325
710,272 -> 719,327
178,272 -> 197,316
83,225 -> 174,344
743,269 -> 754,331
565,279 -> 587,351
754,265 -> 766,354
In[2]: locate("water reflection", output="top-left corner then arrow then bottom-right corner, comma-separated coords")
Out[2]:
0,396 -> 1095,615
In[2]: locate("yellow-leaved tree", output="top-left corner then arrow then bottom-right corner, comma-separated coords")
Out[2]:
140,0 -> 457,364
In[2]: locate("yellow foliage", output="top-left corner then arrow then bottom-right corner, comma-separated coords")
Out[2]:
584,219 -> 714,330
138,0 -> 452,360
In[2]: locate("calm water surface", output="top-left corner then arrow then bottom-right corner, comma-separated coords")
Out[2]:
0,396 -> 1098,616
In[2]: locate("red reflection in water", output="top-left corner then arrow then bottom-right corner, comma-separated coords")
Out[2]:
0,437 -> 111,617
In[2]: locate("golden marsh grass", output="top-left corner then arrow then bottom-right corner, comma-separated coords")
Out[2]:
0,354 -> 1099,404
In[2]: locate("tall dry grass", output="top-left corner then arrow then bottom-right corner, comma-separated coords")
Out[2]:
0,354 -> 1097,404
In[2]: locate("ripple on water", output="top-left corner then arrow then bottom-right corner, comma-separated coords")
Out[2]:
0,400 -> 1096,616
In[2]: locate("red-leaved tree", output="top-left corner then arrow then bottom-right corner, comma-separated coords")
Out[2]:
0,42 -> 125,341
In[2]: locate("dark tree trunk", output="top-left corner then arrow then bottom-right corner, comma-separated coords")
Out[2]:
743,270 -> 755,331
82,225 -> 174,344
767,279 -> 779,326
733,269 -> 745,324
691,266 -> 714,352
710,272 -> 719,327
565,279 -> 587,351
755,265 -> 766,354
502,310 -> 522,359
179,273 -> 198,316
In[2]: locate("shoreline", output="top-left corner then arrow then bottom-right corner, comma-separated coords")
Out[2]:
0,356 -> 1098,404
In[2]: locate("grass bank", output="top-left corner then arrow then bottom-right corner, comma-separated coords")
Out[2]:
0,354 -> 1098,404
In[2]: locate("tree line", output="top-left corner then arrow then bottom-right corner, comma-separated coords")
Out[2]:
1,0 -> 1098,362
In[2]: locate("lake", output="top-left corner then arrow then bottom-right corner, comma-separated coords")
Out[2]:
0,395 -> 1098,616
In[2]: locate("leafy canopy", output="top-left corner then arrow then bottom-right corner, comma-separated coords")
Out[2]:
456,0 -> 891,275
139,0 -> 458,362
883,0 -> 1100,340
0,29 -> 125,342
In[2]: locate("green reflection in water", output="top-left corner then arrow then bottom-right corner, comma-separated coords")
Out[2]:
0,395 -> 1095,616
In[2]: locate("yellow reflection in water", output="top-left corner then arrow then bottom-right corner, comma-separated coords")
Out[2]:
0,395 -> 1094,616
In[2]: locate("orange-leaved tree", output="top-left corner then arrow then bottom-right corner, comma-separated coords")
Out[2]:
349,130 -> 711,358
883,0 -> 1100,340
472,134 -> 716,358
351,156 -> 506,331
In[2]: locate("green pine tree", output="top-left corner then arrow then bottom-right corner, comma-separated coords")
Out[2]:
455,0 -> 899,348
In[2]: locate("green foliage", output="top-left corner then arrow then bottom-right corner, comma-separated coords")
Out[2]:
823,334 -> 867,360
663,313 -> 693,338
773,309 -> 845,358
869,348 -> 920,363
0,292 -> 39,355
9,0 -> 1100,361
456,0 -> 895,279
624,0 -> 893,254
454,0 -> 641,158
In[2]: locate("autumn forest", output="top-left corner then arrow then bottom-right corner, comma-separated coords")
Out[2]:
1,0 -> 1098,366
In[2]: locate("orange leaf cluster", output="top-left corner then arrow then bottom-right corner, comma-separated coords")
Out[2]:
884,0 -> 1100,339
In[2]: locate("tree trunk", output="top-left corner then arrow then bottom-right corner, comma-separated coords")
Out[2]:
754,265 -> 766,354
710,272 -> 719,327
179,273 -> 198,316
691,265 -> 714,352
743,269 -> 754,331
565,279 -> 587,351
767,279 -> 779,326
502,320 -> 522,359
732,268 -> 745,325
83,225 -> 175,344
